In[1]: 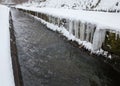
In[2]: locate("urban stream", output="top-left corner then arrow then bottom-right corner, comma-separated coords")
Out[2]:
11,8 -> 120,86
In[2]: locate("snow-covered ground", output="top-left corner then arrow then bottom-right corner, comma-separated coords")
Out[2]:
24,0 -> 120,11
0,5 -> 15,86
95,0 -> 120,11
26,0 -> 99,10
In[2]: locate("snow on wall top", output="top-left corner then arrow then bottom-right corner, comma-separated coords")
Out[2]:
16,5 -> 120,31
0,5 -> 15,86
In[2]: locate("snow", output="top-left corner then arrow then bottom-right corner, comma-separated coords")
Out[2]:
25,0 -> 120,11
26,0 -> 99,9
95,0 -> 120,10
0,5 -> 15,86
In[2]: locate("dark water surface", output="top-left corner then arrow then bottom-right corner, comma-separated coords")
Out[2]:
11,8 -> 120,86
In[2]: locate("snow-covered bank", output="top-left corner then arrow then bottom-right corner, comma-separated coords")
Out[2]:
26,0 -> 99,10
15,5 -> 120,57
0,5 -> 15,86
24,0 -> 120,11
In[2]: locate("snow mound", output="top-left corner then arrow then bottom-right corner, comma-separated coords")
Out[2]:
0,5 -> 15,86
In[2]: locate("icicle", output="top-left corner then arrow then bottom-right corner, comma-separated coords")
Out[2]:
72,21 -> 75,36
50,16 -> 52,23
53,17 -> 56,25
46,14 -> 49,22
80,22 -> 85,41
50,16 -> 53,23
119,31 -> 120,38
57,18 -> 60,27
74,21 -> 79,38
35,12 -> 37,16
69,20 -> 73,35
36,12 -> 38,17
55,17 -> 57,25
85,23 -> 91,42
115,31 -> 120,40
51,16 -> 54,24
52,17 -> 54,24
90,25 -> 96,43
63,19 -> 68,30
115,31 -> 118,40
48,15 -> 51,23
55,17 -> 58,25
78,21 -> 81,39
92,28 -> 106,51
65,19 -> 69,31
87,24 -> 96,43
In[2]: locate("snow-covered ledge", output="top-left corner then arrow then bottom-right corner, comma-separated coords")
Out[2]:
0,5 -> 15,86
15,5 -> 120,57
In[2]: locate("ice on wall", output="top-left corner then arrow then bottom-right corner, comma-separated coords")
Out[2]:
60,19 -> 106,51
69,20 -> 73,35
92,28 -> 106,51
74,21 -> 79,38
71,22 -> 106,51
80,22 -> 85,41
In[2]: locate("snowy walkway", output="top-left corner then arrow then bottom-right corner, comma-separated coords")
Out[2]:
16,6 -> 120,31
0,5 -> 15,86
11,8 -> 120,86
